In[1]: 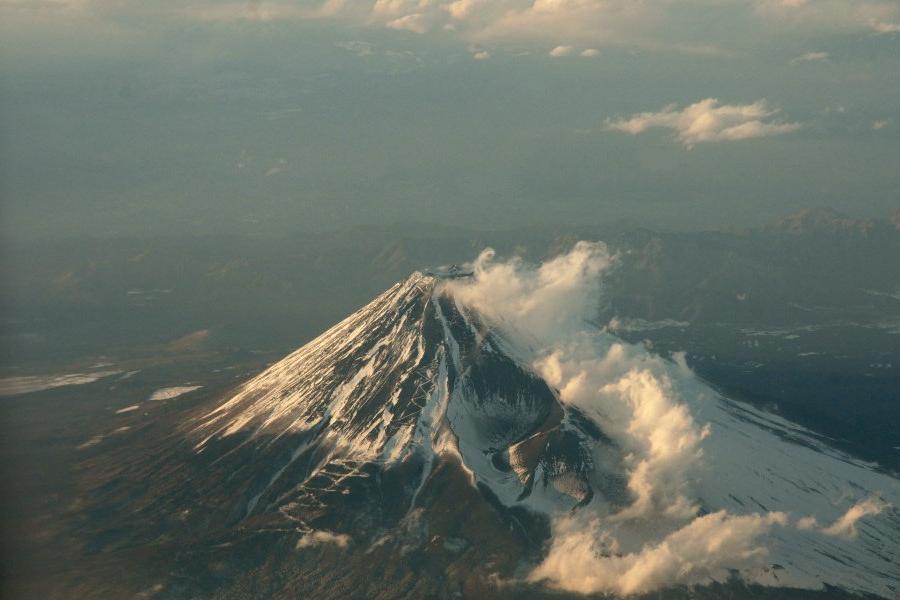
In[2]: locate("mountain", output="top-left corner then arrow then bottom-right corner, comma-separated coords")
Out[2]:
89,257 -> 899,599
192,272 -> 598,520
767,207 -> 899,237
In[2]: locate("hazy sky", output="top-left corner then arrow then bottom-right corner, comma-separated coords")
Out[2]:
1,0 -> 899,239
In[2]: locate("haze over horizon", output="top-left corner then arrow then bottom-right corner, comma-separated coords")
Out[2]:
2,1 -> 899,240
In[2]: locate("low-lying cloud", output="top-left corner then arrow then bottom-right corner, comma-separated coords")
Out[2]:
821,497 -> 890,539
530,511 -> 788,595
606,98 -> 801,147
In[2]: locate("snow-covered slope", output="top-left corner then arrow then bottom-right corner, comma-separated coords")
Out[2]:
194,272 -> 595,517
191,260 -> 899,598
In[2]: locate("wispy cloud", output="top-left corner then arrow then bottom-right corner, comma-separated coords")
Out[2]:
336,40 -> 375,57
606,98 -> 801,148
791,51 -> 829,64
821,498 -> 890,538
386,12 -> 429,34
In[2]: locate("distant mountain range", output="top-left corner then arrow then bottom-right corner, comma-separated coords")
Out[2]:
3,208 -> 899,361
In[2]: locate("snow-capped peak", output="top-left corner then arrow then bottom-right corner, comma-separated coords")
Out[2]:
191,248 -> 899,597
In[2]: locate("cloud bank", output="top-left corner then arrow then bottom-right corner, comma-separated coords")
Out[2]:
606,98 -> 801,147
10,0 -> 900,54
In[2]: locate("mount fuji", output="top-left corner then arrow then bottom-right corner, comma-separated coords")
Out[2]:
142,242 -> 898,598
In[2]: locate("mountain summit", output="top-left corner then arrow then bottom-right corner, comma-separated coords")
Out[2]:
193,271 -> 598,519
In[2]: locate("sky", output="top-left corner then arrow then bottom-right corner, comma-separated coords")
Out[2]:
1,0 -> 899,239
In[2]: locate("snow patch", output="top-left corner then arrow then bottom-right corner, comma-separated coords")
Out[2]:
295,530 -> 351,549
0,370 -> 121,397
149,386 -> 203,401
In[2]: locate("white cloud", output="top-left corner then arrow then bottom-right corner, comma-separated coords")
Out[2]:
536,340 -> 709,519
295,529 -> 352,549
460,1 -> 661,48
355,0 -> 900,46
821,497 -> 889,538
471,49 -> 490,60
447,241 -> 612,343
872,119 -> 889,130
530,511 -> 788,595
793,498 -> 888,539
796,515 -> 819,530
447,243 -> 707,520
386,12 -> 429,33
580,48 -> 600,57
372,0 -> 418,17
549,45 -> 573,57
791,51 -> 828,64
445,0 -> 483,20
606,98 -> 801,148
